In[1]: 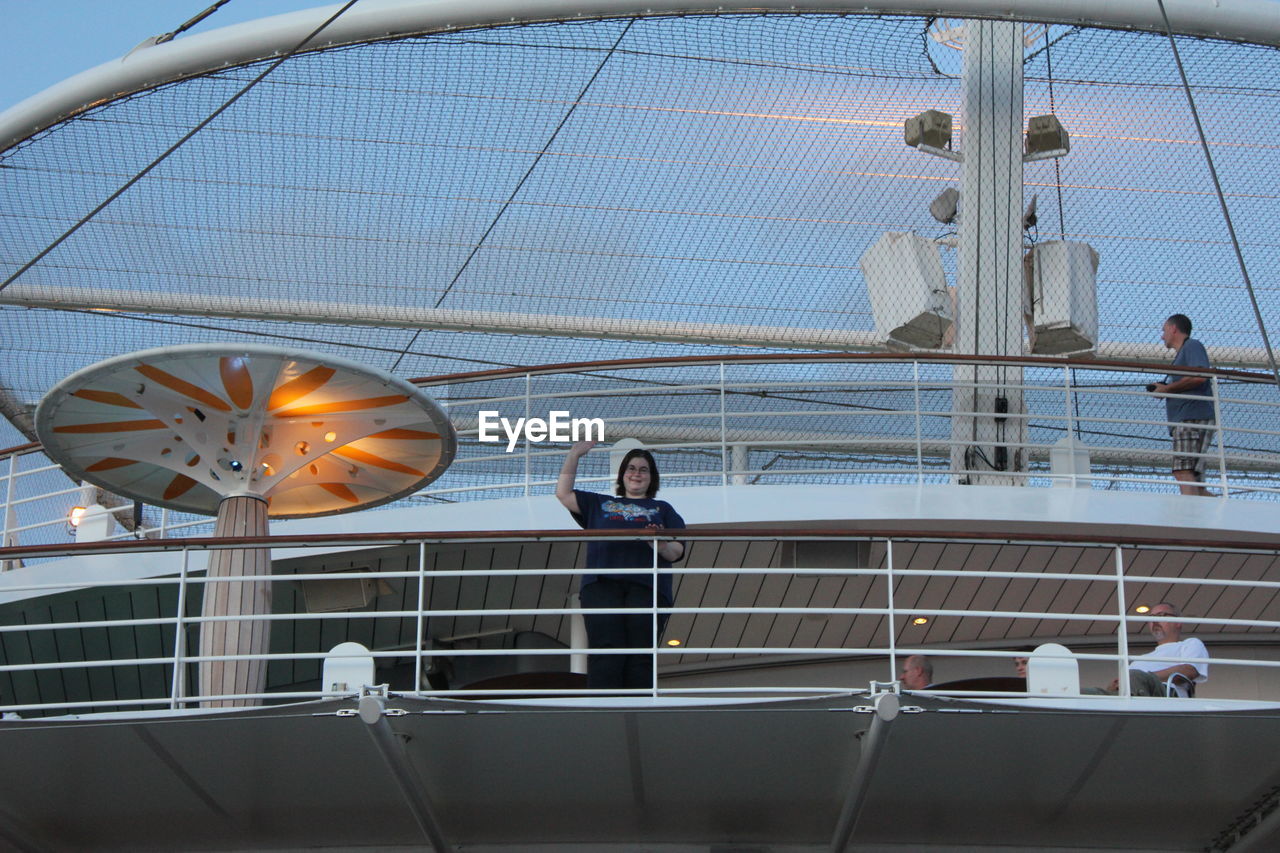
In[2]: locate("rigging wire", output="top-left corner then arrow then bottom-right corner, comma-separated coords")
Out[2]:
392,19 -> 640,371
1042,28 -> 1067,241
1154,0 -> 1280,392
1041,30 -> 1084,441
156,0 -> 235,44
0,0 -> 365,296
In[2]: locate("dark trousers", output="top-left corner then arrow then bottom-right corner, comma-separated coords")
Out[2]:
579,579 -> 670,690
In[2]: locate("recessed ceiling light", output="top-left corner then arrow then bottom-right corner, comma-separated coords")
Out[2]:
1135,605 -> 1150,614
666,639 -> 682,647
912,617 -> 929,626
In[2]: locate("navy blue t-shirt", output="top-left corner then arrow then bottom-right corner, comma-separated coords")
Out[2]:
571,489 -> 685,603
1166,338 -> 1215,422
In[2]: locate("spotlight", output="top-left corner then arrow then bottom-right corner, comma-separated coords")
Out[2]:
1024,114 -> 1069,161
1023,194 -> 1038,230
68,506 -> 87,527
929,187 -> 960,225
904,110 -> 953,149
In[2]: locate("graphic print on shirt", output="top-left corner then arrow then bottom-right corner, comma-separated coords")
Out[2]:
601,500 -> 661,524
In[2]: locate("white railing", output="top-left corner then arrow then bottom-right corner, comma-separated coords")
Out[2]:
424,354 -> 1279,501
0,529 -> 1276,716
3,354 -> 1279,554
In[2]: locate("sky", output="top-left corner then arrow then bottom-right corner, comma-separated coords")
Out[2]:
0,0 -> 327,114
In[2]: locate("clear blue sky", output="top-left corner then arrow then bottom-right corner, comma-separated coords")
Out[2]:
0,0 -> 325,114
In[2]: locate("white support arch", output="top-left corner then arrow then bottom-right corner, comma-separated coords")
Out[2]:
3,0 -> 1280,153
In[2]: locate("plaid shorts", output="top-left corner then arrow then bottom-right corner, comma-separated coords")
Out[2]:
1170,419 -> 1214,476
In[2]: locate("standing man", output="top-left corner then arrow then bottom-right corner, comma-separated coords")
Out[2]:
1150,314 -> 1215,496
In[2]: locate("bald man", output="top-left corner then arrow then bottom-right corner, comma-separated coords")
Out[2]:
899,654 -> 933,690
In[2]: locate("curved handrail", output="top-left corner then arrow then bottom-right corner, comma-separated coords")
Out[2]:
408,352 -> 1275,388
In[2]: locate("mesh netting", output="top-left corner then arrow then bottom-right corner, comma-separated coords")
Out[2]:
1,11 -> 1277,469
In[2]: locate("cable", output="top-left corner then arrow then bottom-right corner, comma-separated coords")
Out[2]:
156,0 -> 235,44
1155,0 -> 1280,392
392,19 -> 639,371
0,0 -> 364,295
424,21 -> 636,309
1043,27 -> 1067,241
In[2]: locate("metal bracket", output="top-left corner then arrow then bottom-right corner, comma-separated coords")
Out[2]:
917,143 -> 964,162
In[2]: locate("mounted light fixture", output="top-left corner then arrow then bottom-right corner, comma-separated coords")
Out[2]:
905,109 -> 952,148
1135,605 -> 1151,614
912,617 -> 929,626
1024,114 -> 1069,161
904,110 -> 961,161
67,505 -> 87,534
929,187 -> 960,225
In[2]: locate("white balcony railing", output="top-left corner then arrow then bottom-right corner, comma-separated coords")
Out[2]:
3,354 -> 1279,552
0,528 -> 1276,716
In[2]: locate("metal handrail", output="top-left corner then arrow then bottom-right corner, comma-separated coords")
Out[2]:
3,354 -> 1278,554
0,529 -> 1276,715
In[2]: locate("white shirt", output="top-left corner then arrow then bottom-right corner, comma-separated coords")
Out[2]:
1129,637 -> 1209,696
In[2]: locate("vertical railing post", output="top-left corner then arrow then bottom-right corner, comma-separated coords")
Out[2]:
651,534 -> 660,697
913,362 -> 923,485
885,538 -> 897,683
719,362 -> 728,487
524,373 -> 532,497
415,540 -> 427,695
1212,375 -> 1228,498
1114,545 -> 1131,698
1,453 -> 18,567
731,444 -> 749,486
1063,365 -> 1077,488
169,547 -> 191,709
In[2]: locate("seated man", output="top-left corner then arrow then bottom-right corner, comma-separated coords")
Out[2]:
899,654 -> 933,690
1087,603 -> 1208,697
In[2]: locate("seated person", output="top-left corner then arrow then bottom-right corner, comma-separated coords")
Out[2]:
899,654 -> 933,690
1012,645 -> 1036,680
1085,603 -> 1208,697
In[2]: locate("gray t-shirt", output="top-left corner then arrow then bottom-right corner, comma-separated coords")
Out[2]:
1165,338 -> 1214,422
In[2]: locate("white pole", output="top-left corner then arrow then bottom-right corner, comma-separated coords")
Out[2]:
569,592 -> 588,675
1113,545 -> 1131,698
415,541 -> 427,691
950,20 -> 1028,486
1,453 -> 18,570
719,362 -> 728,487
1212,376 -> 1229,498
168,547 -> 191,709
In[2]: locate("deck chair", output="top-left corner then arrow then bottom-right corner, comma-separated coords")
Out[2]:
1026,643 -> 1080,695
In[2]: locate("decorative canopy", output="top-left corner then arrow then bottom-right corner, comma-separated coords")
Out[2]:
35,344 -> 456,518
